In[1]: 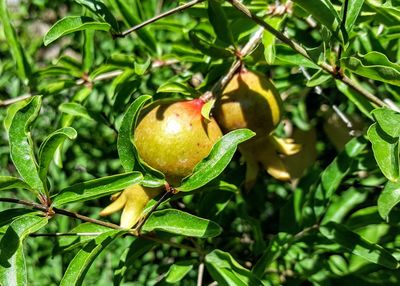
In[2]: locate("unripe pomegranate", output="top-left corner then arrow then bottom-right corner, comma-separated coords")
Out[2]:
133,99 -> 223,185
214,69 -> 283,137
213,68 -> 301,187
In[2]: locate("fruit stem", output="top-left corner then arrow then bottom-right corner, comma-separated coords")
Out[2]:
199,27 -> 265,103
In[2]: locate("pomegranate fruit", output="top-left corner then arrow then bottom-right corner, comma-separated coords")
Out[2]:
214,69 -> 283,136
133,98 -> 223,185
214,68 -> 300,188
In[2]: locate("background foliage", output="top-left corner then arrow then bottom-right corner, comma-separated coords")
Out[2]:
2,0 -> 400,285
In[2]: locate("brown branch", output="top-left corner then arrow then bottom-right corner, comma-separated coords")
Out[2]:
0,197 -> 203,254
227,0 -> 387,108
0,94 -> 31,107
116,0 -> 205,38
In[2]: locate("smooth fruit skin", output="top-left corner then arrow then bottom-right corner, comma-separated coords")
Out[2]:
133,99 -> 222,185
214,69 -> 283,137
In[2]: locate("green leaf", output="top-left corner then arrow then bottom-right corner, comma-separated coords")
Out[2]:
314,137 -> 367,217
164,261 -> 194,284
0,215 -> 48,286
0,0 -> 31,81
134,57 -> 151,75
320,221 -> 399,269
59,102 -> 94,121
117,95 -> 152,172
74,0 -> 119,32
306,69 -> 331,87
60,230 -> 124,286
142,209 -> 222,238
341,52 -> 400,86
275,45 -> 320,69
207,0 -> 234,45
378,180 -> 400,221
38,127 -> 77,192
321,187 -> 367,224
252,233 -> 291,278
3,99 -> 30,133
83,29 -> 95,73
367,123 -> 399,182
44,16 -> 111,46
201,98 -> 215,121
336,80 -> 374,118
8,96 -> 44,194
0,209 -> 35,228
345,0 -> 365,33
157,82 -> 197,95
52,171 -> 143,207
178,129 -> 255,192
0,176 -> 30,191
262,17 -> 283,64
293,0 -> 341,39
205,250 -> 264,286
372,108 -> 400,138
189,30 -> 234,59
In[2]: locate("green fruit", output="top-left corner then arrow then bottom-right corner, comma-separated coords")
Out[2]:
214,69 -> 283,136
133,99 -> 222,185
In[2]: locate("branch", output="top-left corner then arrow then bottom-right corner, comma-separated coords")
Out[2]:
0,94 -> 31,107
0,197 -> 203,254
227,0 -> 387,108
116,0 -> 205,38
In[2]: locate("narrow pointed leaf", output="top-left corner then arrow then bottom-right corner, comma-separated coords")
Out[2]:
8,96 -> 44,194
207,0 -> 234,45
74,0 -> 119,32
117,95 -> 152,172
178,129 -> 255,192
205,250 -> 264,286
165,261 -> 194,284
0,0 -> 31,81
52,171 -> 143,207
0,176 -> 30,191
60,230 -> 124,286
341,52 -> 400,86
38,127 -> 77,191
368,123 -> 399,181
378,180 -> 400,221
320,221 -> 399,269
0,215 -> 48,286
44,16 -> 111,46
372,108 -> 400,138
59,102 -> 94,121
142,209 -> 222,238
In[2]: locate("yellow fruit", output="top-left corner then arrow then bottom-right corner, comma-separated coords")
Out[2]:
133,99 -> 223,186
100,184 -> 162,229
214,69 -> 283,137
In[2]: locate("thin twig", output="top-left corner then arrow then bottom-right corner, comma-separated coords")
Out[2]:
0,94 -> 31,107
133,191 -> 173,235
227,0 -> 387,108
30,232 -> 102,237
0,197 -> 204,254
52,206 -> 123,230
200,27 -> 265,102
116,0 -> 205,38
197,262 -> 205,286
